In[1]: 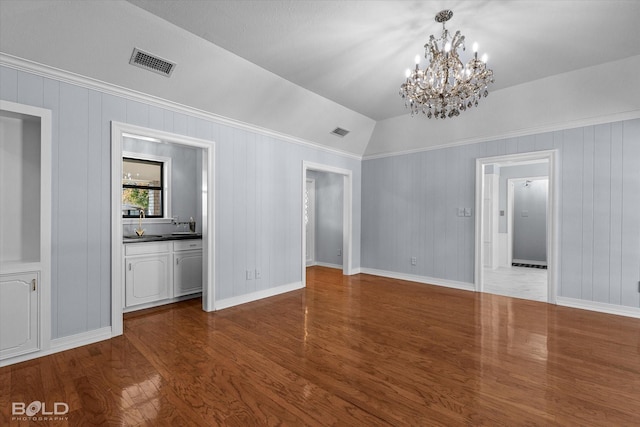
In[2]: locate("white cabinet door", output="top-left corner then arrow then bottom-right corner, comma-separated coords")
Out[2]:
125,254 -> 171,307
0,272 -> 39,360
174,251 -> 202,297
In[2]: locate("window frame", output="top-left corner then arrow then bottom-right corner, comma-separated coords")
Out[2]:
122,151 -> 171,223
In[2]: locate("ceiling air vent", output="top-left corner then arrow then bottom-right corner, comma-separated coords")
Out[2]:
330,127 -> 350,137
129,48 -> 176,77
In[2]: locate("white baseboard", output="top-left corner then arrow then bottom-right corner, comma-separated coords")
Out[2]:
311,262 -> 343,270
556,297 -> 640,319
359,268 -> 475,292
0,326 -> 113,367
215,281 -> 304,310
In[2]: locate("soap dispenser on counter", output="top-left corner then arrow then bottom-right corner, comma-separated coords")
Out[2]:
189,217 -> 196,233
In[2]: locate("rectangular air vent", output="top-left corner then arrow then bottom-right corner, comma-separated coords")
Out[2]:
129,48 -> 176,77
330,127 -> 350,137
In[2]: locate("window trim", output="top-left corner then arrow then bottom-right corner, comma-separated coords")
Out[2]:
122,151 -> 171,224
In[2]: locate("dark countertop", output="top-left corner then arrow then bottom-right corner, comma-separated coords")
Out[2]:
123,233 -> 202,243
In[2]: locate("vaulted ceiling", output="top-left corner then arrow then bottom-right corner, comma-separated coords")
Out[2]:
2,1 -> 640,157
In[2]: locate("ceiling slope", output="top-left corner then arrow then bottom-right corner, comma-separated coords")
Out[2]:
0,0 -> 375,157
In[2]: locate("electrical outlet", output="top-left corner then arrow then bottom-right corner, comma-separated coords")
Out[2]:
411,257 -> 417,266
255,269 -> 261,279
246,270 -> 253,280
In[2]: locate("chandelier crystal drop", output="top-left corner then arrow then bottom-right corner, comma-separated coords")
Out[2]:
399,10 -> 494,119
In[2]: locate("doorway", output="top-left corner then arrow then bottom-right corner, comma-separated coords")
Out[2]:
110,122 -> 215,337
475,150 -> 558,303
301,161 -> 353,286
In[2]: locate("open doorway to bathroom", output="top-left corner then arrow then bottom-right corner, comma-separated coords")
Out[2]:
475,150 -> 557,303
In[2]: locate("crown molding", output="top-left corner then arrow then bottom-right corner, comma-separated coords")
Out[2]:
0,52 -> 362,161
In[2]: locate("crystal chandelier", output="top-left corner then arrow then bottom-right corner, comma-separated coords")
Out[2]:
399,10 -> 494,119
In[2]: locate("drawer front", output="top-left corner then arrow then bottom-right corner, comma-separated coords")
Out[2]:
124,242 -> 171,256
173,240 -> 202,251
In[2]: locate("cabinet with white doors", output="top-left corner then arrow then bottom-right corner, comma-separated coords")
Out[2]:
0,101 -> 51,364
0,271 -> 39,360
124,239 -> 202,310
173,240 -> 203,297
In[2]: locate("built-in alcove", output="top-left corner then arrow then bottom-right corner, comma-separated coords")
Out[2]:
0,100 -> 51,364
0,110 -> 41,265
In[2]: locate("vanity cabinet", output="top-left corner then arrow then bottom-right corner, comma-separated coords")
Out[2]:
124,239 -> 202,310
173,240 -> 203,297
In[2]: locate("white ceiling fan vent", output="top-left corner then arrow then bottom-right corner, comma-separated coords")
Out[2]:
330,127 -> 350,137
129,48 -> 176,77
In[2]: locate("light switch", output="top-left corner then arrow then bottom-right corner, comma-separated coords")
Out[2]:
457,208 -> 464,217
464,208 -> 472,217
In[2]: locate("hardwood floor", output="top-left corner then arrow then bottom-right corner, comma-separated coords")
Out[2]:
2,266 -> 640,426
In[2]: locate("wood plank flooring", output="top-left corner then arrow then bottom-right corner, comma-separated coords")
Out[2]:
2,266 -> 640,426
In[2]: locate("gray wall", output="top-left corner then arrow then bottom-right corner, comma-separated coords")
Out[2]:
362,121 -> 640,307
308,170 -> 343,266
1,65 -> 362,339
122,137 -> 202,236
512,178 -> 547,262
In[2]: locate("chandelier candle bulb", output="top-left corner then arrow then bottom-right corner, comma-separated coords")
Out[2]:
399,9 -> 494,118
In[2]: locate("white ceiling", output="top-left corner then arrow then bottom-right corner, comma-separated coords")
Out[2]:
126,0 -> 640,121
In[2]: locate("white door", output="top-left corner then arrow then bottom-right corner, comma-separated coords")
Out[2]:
305,179 -> 315,265
0,272 -> 39,360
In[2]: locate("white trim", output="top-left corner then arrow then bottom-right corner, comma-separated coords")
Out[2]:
0,53 -> 361,161
557,297 -> 640,319
215,282 -> 303,311
360,268 -> 475,292
0,327 -> 111,368
475,150 -> 559,304
301,162 -> 354,288
363,110 -> 640,160
112,122 -> 216,337
311,262 -> 343,270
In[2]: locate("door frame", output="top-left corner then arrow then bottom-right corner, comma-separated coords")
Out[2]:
305,178 -> 316,266
474,150 -> 558,304
111,122 -> 216,337
301,161 -> 353,286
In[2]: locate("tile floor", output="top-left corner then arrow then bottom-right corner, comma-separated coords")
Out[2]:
483,266 -> 548,302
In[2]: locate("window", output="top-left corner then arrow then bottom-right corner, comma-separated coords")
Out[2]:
122,157 -> 164,218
